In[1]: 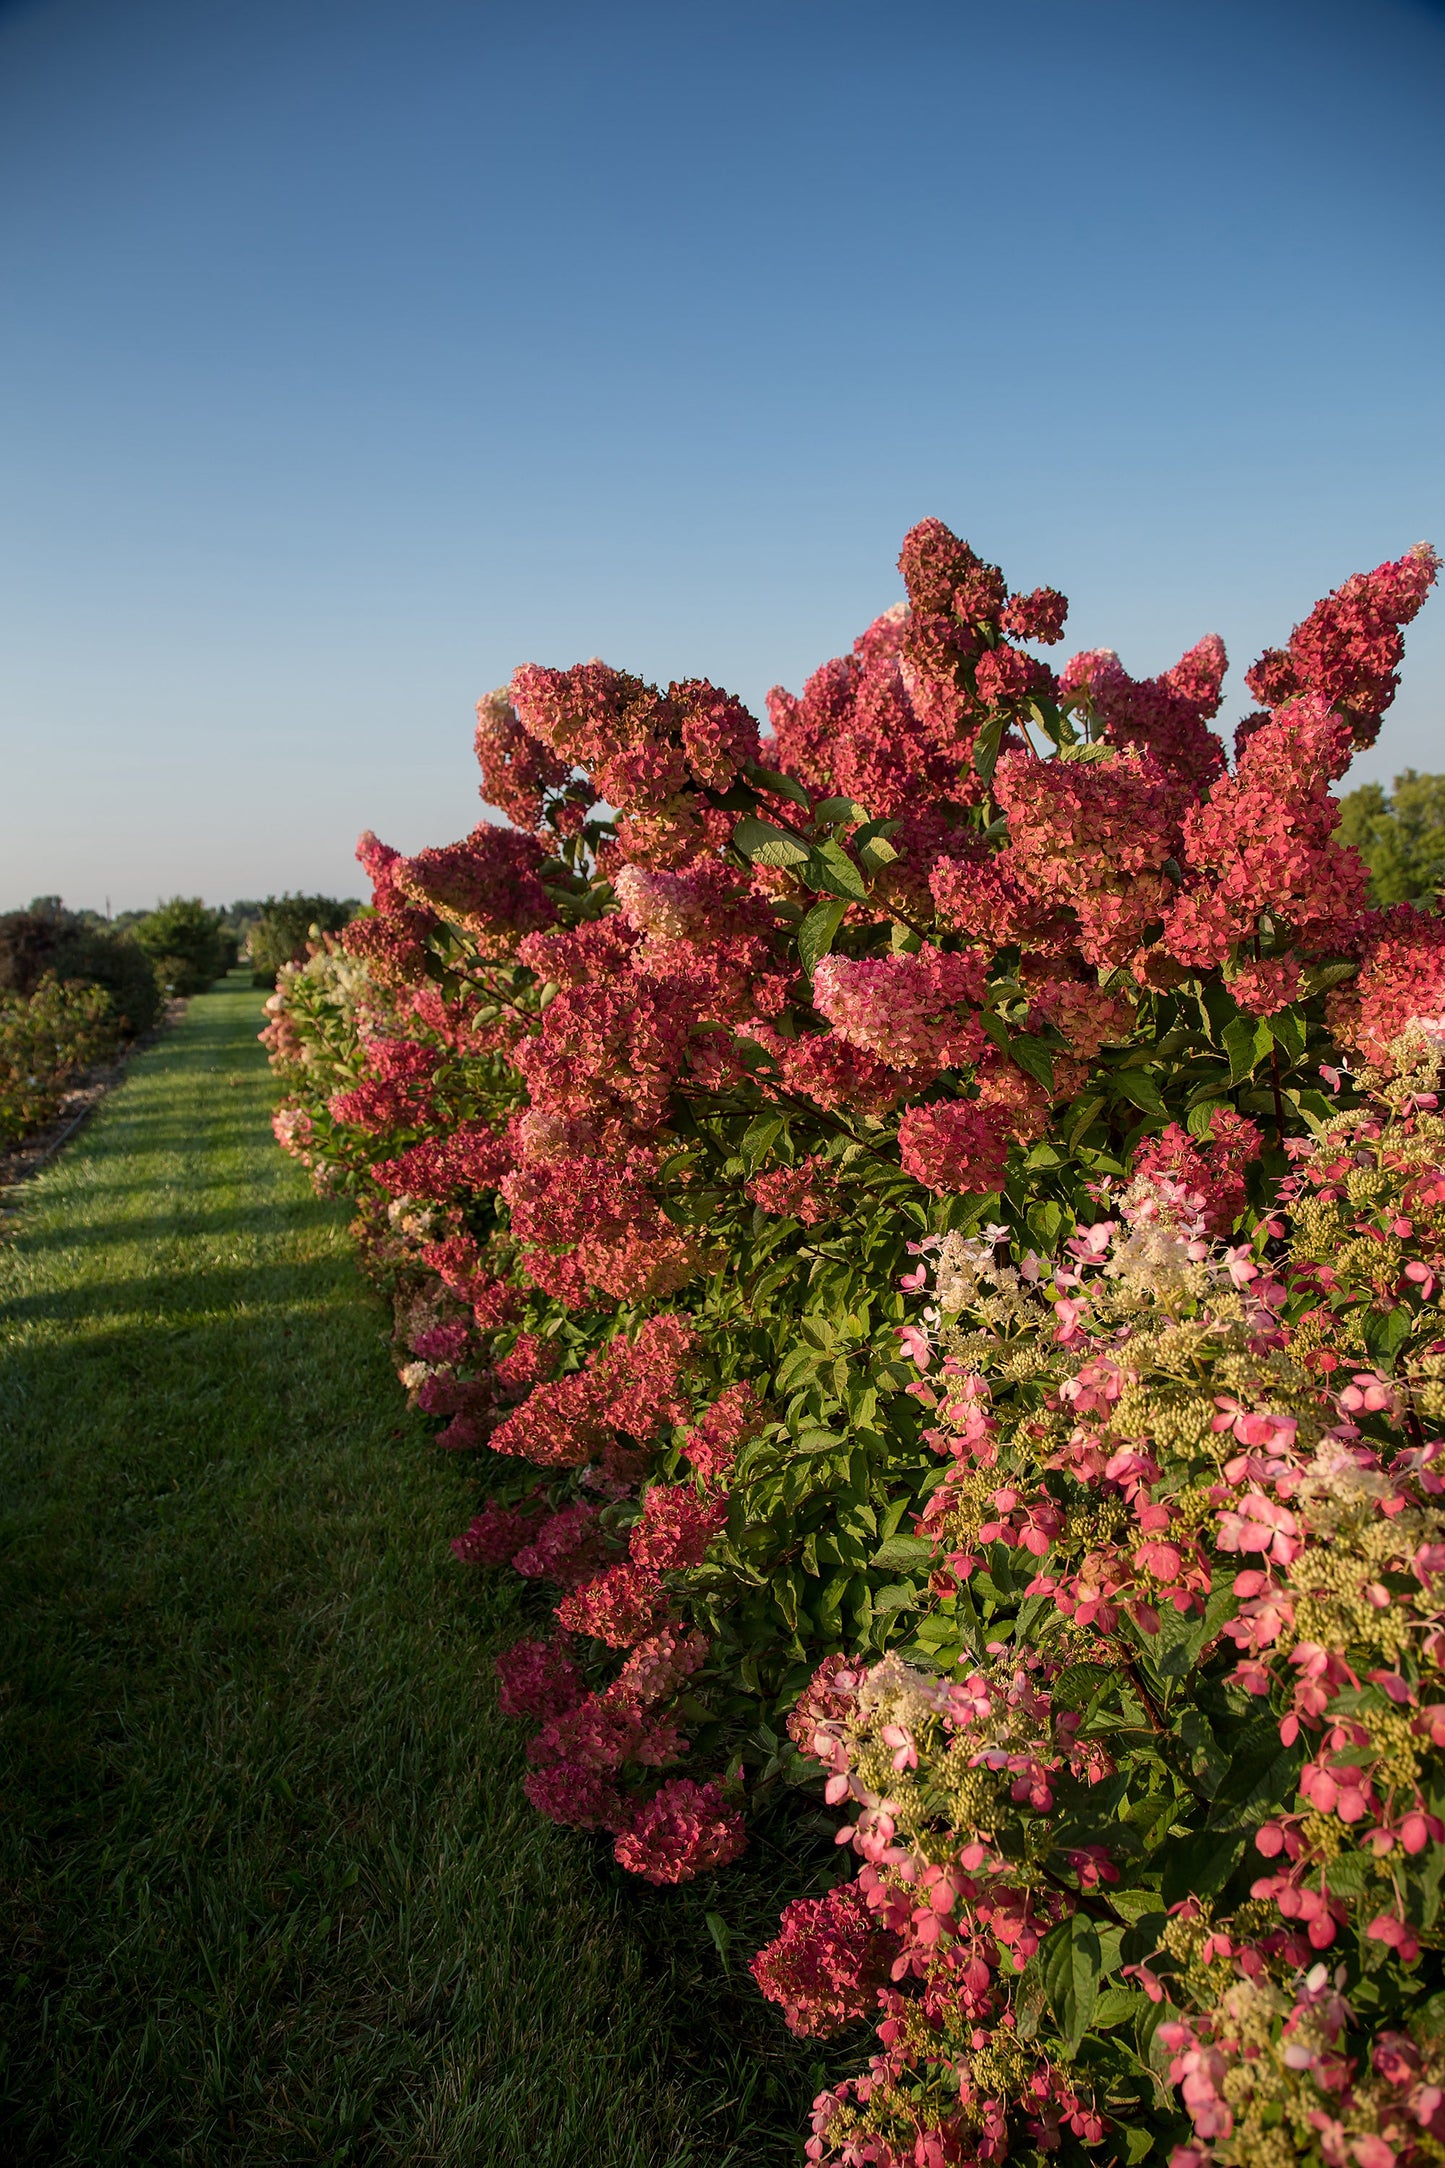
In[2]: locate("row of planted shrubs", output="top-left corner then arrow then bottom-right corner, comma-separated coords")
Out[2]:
264,517 -> 1445,2168
0,894 -> 354,1150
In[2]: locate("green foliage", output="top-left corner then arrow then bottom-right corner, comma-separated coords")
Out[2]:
0,973 -> 119,1146
0,904 -> 161,1034
248,892 -> 357,986
133,896 -> 231,996
1337,766 -> 1445,907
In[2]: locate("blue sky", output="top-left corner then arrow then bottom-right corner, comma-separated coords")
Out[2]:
1,0 -> 1442,911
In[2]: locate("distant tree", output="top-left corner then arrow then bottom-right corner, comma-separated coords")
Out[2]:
248,894 -> 357,986
1337,767 -> 1445,907
133,898 -> 231,997
0,902 -> 161,1034
218,899 -> 265,953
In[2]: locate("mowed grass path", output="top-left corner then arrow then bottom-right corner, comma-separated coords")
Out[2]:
0,979 -> 824,2168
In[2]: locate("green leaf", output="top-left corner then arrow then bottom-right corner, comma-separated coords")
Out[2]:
1007,1035 -> 1056,1094
857,834 -> 899,873
973,712 -> 1007,786
1223,1013 -> 1273,1085
1025,1199 -> 1068,1252
740,1113 -> 785,1171
1161,1830 -> 1245,1906
1050,1663 -> 1116,1713
1270,1006 -> 1306,1066
1186,1099 -> 1228,1139
809,839 -> 870,903
1014,1963 -> 1047,2040
798,899 -> 851,981
870,1533 -> 935,1570
1321,1848 -> 1372,1898
1363,1303 -> 1414,1369
811,795 -> 869,826
1109,1069 -> 1167,1117
1039,1914 -> 1101,2056
1093,1986 -> 1151,2030
733,815 -> 812,869
1064,1093 -> 1106,1146
1027,697 -> 1067,750
791,1428 -> 848,1455
973,1026 -> 1011,1080
1302,957 -> 1359,995
872,1581 -> 922,1614
1208,1719 -> 1302,1831
743,761 -> 813,810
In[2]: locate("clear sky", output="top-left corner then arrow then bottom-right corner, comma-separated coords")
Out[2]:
1,0 -> 1442,913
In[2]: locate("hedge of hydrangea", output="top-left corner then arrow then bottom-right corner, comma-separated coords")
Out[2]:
0,973 -> 120,1148
264,518 -> 1445,2167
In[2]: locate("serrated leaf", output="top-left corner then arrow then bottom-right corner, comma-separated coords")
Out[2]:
857,834 -> 899,873
870,1533 -> 935,1570
791,1428 -> 847,1455
973,712 -> 1007,785
1050,1663 -> 1116,1712
1207,1715 -> 1301,1830
1007,1035 -> 1056,1093
1064,1093 -> 1105,1145
1271,1005 -> 1306,1066
1109,1068 -> 1167,1116
1014,1962 -> 1047,2040
872,1581 -> 922,1614
1025,1198 -> 1068,1252
1303,957 -> 1359,995
809,838 -> 870,903
1321,1848 -> 1372,1897
1091,1986 -> 1147,2029
1160,1830 -> 1246,1906
743,761 -> 813,810
740,1113 -> 785,1171
734,814 -> 812,869
1223,1013 -> 1273,1085
798,899 -> 851,981
1040,1914 -> 1101,2056
1028,697 -> 1067,749
1364,1302 -> 1414,1369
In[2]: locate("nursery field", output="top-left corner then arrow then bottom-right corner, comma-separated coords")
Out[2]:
0,976 -> 826,2168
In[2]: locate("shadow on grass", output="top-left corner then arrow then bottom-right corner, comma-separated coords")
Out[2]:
0,989 -> 853,2168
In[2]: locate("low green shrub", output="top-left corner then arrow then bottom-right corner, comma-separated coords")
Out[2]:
133,897 -> 231,996
0,973 -> 120,1147
0,904 -> 161,1035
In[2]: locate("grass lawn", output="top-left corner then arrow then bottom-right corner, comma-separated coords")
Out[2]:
0,975 -> 838,2168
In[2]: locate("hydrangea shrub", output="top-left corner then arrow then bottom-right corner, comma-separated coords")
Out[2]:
265,521 -> 1445,2165
0,973 -> 120,1146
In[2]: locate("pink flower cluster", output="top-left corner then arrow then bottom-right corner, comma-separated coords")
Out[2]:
811,947 -> 987,1075
749,1881 -> 895,2036
1246,543 -> 1440,746
628,1482 -> 728,1569
612,1777 -> 747,1885
508,1623 -> 738,1876
489,1313 -> 697,1472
